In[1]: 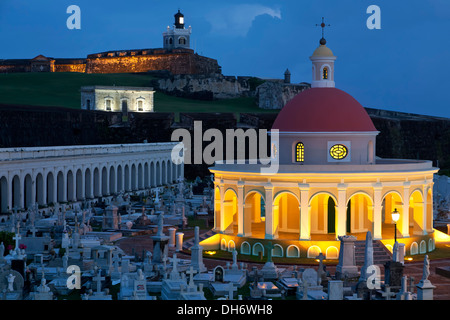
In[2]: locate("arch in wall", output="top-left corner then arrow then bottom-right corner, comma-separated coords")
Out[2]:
223,188 -> 238,234
76,169 -> 83,201
243,190 -> 265,237
252,242 -> 264,257
382,191 -> 404,236
24,174 -> 33,209
346,192 -> 373,234
286,245 -> 300,258
272,244 -> 283,257
228,240 -> 236,252
84,168 -> 92,199
410,190 -> 425,235
307,245 -> 321,258
46,172 -> 55,204
273,191 -> 300,236
240,241 -> 251,255
109,166 -> 116,194
0,176 -> 8,213
116,165 -> 123,193
220,238 -> 227,251
57,171 -> 65,203
419,240 -> 427,254
428,238 -> 435,251
326,246 -> 339,259
410,242 -> 419,255
309,192 -> 337,235
36,172 -> 46,206
67,170 -> 74,202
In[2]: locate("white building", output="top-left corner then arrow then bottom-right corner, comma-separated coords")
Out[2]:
202,36 -> 438,259
162,10 -> 192,51
80,86 -> 155,113
0,143 -> 182,212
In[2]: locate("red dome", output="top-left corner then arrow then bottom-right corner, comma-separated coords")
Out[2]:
272,88 -> 377,132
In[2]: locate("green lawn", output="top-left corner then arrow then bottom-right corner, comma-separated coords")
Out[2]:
0,72 -> 278,114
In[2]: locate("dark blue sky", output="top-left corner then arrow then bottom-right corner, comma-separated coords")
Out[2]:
0,0 -> 449,118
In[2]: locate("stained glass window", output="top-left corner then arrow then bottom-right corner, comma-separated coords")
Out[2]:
329,144 -> 348,160
296,142 -> 304,162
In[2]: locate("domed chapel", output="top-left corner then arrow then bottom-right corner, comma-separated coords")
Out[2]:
202,32 -> 438,261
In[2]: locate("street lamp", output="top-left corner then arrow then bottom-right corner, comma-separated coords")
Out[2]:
391,208 -> 400,242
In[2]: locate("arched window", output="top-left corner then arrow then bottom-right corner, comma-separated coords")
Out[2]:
296,142 -> 304,162
179,37 -> 186,45
322,67 -> 329,80
169,38 -> 173,45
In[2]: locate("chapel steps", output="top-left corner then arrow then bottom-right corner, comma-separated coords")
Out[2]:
182,229 -> 217,251
354,240 -> 392,266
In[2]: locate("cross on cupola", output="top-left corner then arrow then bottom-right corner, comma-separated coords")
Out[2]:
316,17 -> 330,45
310,17 -> 336,88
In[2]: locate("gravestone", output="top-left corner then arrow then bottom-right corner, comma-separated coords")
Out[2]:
0,269 -> 24,300
328,280 -> 344,300
151,214 -> 169,265
190,226 -> 206,273
336,235 -> 359,280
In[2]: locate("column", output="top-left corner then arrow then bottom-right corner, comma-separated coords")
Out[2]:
88,168 -> 95,199
237,182 -> 244,236
219,181 -> 225,233
52,171 -> 58,204
243,203 -> 252,236
336,184 -> 348,239
264,182 -> 276,239
299,183 -> 310,240
401,183 -> 410,238
372,184 -> 383,240
72,171 -> 77,201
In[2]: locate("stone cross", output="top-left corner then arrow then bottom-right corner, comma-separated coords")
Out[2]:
316,252 -> 326,284
93,268 -> 105,294
381,286 -> 395,300
13,231 -> 21,250
227,282 -> 237,300
185,266 -> 197,288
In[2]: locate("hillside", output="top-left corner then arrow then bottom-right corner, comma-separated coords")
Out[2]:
0,72 -> 273,113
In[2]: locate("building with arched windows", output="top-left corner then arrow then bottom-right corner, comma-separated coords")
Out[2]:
201,36 -> 439,260
0,143 -> 182,213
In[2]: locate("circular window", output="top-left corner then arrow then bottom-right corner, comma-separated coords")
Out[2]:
329,144 -> 348,160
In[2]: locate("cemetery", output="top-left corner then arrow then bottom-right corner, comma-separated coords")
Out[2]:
0,173 -> 448,301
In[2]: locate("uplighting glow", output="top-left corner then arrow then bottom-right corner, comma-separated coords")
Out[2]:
434,228 -> 450,243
